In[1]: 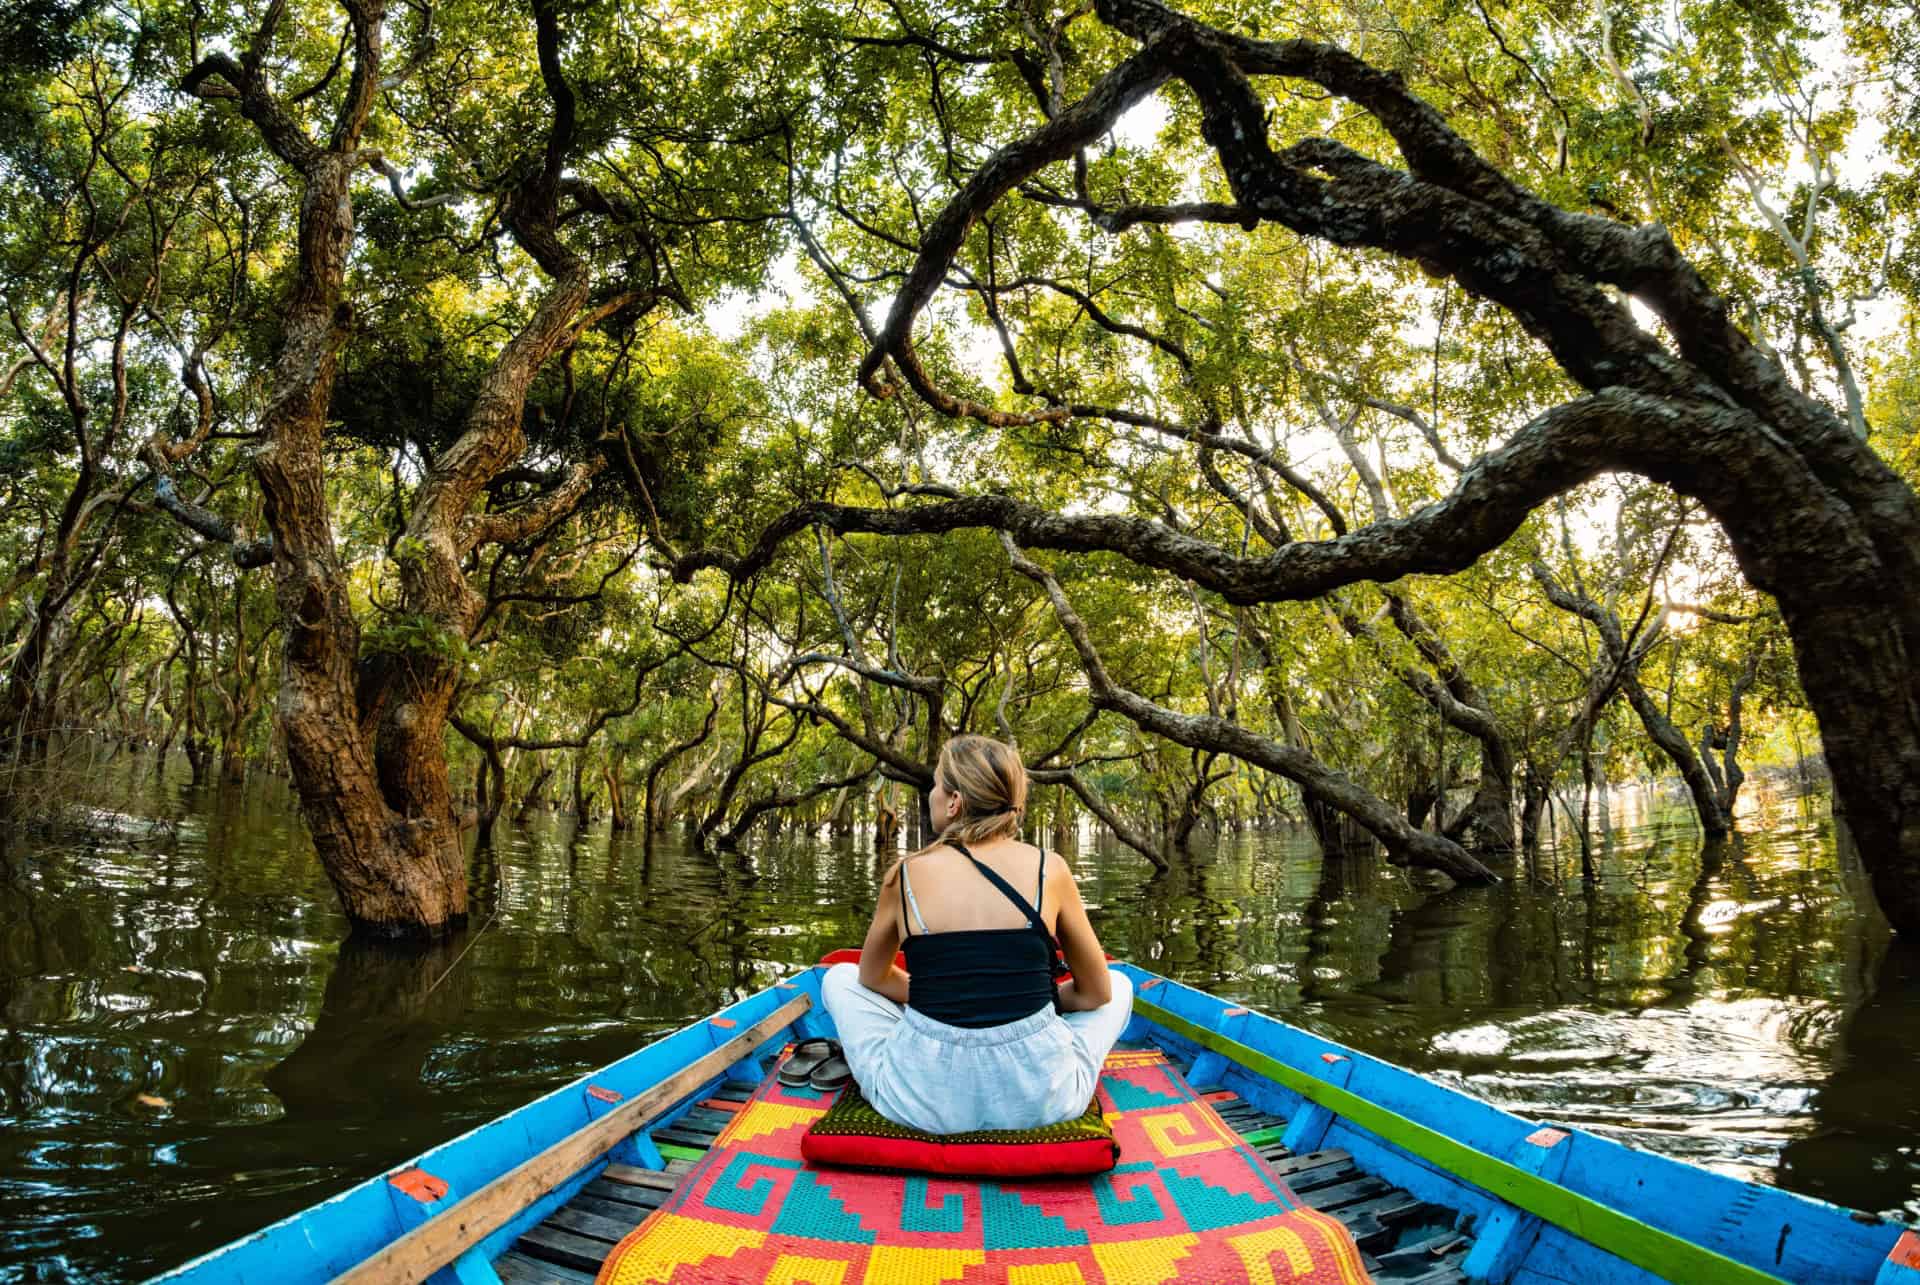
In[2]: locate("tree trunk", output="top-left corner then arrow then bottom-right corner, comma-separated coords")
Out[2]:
515,763 -> 554,823
474,742 -> 506,847
605,754 -> 630,832
0,604 -> 61,778
1519,766 -> 1549,853
571,751 -> 595,825
875,784 -> 900,852
1624,675 -> 1731,835
179,25 -> 471,939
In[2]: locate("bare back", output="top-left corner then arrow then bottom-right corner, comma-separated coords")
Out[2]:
896,838 -> 1060,936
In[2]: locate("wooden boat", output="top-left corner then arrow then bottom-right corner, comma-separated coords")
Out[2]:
151,960 -> 1920,1285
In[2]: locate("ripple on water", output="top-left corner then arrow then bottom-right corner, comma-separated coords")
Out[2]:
1426,997 -> 1839,1185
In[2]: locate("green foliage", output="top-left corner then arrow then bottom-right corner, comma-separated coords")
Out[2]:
2,0 -> 1909,843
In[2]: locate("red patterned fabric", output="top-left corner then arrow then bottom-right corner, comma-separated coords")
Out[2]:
595,1047 -> 1374,1285
800,1082 -> 1118,1176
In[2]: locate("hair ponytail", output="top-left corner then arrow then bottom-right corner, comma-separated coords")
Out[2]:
917,734 -> 1027,854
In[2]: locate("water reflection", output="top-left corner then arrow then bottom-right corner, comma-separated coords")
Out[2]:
0,760 -> 1914,1283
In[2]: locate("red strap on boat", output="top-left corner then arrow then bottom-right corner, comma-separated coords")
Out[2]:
1525,1127 -> 1569,1148
388,1168 -> 448,1203
1889,1231 -> 1920,1270
587,1085 -> 622,1104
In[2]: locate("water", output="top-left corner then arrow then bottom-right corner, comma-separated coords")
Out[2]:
1,756 -> 1915,1283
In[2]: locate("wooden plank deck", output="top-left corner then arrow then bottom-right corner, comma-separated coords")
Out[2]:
503,1056 -> 1474,1283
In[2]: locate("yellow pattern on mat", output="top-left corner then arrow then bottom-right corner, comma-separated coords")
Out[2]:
718,1100 -> 826,1145
1088,1232 -> 1200,1283
861,1245 -> 985,1283
594,1213 -> 764,1285
1006,1262 -> 1090,1283
1101,1050 -> 1169,1069
1296,1206 -> 1372,1285
1139,1107 -> 1239,1158
767,1251 -> 851,1285
1227,1223 -> 1317,1284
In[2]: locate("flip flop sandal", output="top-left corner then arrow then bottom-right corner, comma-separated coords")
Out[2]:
777,1038 -> 839,1086
808,1054 -> 852,1092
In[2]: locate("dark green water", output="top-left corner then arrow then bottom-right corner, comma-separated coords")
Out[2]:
2,755 -> 1916,1284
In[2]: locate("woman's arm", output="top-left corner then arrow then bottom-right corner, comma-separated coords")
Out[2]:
1049,853 -> 1114,1012
858,860 -> 911,1005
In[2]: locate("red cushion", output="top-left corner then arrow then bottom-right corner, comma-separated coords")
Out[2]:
800,1084 -> 1117,1177
802,1130 -> 1118,1177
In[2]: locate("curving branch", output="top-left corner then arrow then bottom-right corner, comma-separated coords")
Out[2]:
677,387 -> 1863,613
718,761 -> 878,849
856,47 -> 1172,399
998,533 -> 1496,881
1028,765 -> 1169,871
460,458 -> 605,553
1531,560 -> 1730,835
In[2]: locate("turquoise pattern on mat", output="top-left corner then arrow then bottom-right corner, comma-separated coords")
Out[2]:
707,1152 -> 801,1217
1092,1161 -> 1166,1226
595,1045 -> 1376,1285
1102,1077 -> 1186,1111
900,1177 -> 966,1233
768,1170 -> 877,1244
1159,1164 -> 1287,1232
980,1182 -> 1089,1249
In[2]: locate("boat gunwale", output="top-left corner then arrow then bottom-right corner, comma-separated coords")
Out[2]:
149,962 -> 1912,1285
146,979 -> 817,1284
1117,963 -> 1906,1285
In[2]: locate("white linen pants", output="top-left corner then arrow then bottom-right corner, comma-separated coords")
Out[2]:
820,963 -> 1135,1135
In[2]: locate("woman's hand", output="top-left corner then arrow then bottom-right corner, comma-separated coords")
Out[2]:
1054,978 -> 1109,1012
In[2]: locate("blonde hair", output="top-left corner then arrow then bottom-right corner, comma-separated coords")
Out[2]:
928,734 -> 1027,848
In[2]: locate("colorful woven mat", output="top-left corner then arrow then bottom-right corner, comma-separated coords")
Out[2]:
595,1047 -> 1373,1284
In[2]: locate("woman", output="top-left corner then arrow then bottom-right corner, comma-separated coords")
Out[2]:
821,734 -> 1135,1134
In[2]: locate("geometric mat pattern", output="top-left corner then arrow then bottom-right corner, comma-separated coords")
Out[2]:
595,1048 -> 1374,1284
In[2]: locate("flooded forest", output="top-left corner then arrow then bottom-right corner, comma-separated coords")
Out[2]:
3,0 -> 1919,1280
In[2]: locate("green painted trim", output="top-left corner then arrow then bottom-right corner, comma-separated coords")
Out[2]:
654,1142 -> 706,1161
1238,1126 -> 1287,1147
1136,997 -> 1788,1285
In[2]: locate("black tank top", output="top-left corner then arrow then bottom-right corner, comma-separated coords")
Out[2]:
899,841 -> 1066,1029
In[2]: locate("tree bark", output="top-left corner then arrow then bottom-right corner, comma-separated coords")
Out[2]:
179,4 -> 474,937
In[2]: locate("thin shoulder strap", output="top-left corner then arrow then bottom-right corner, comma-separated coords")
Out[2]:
898,859 -> 930,936
1035,848 -> 1046,907
945,840 -> 1048,938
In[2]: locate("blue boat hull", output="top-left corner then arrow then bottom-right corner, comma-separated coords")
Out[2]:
149,963 -> 1918,1284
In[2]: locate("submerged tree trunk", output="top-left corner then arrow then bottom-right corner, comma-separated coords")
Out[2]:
473,741 -> 506,847
515,762 -> 554,824
570,751 -> 595,826
605,752 -> 630,832
176,0 -> 646,937
1518,766 -> 1549,853
178,8 -> 468,938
